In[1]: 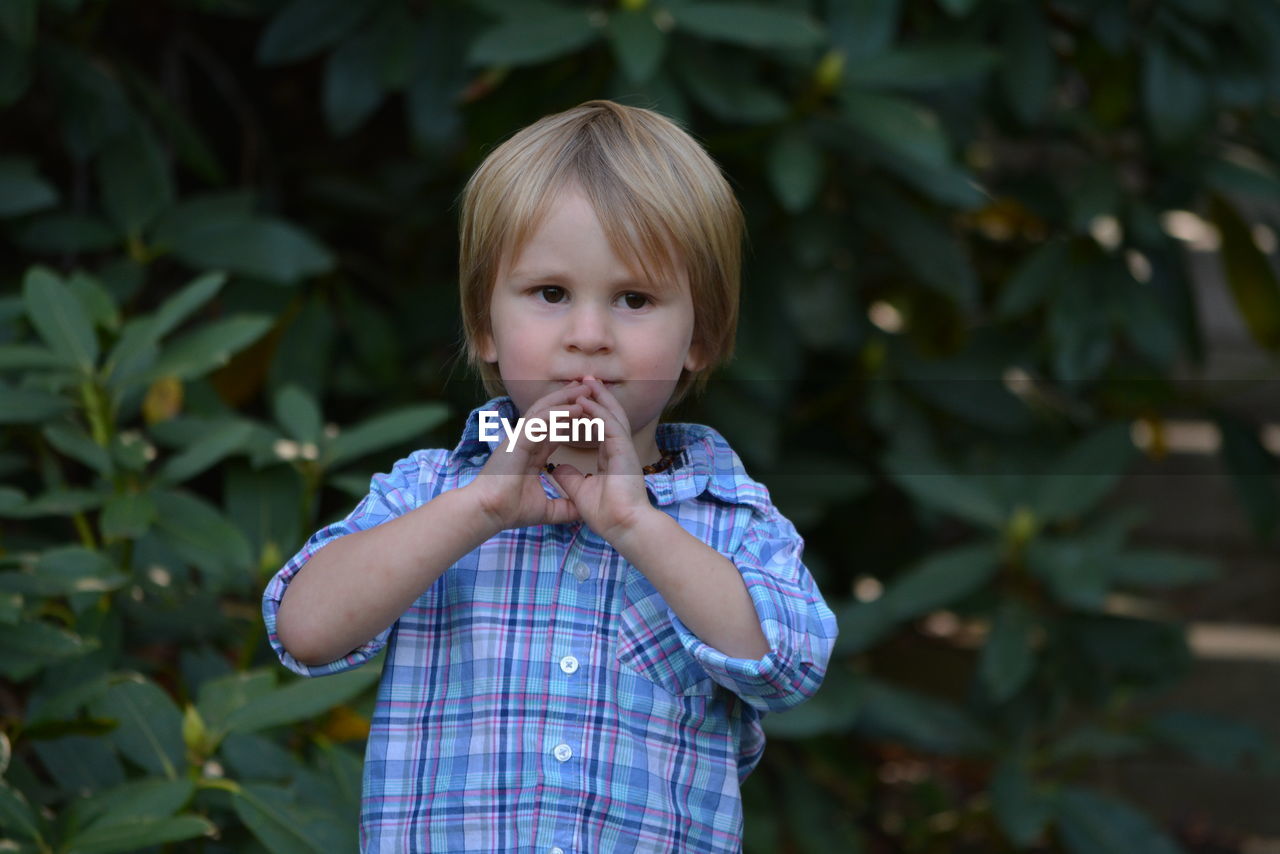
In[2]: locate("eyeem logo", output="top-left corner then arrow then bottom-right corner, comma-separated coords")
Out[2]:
477,410 -> 605,453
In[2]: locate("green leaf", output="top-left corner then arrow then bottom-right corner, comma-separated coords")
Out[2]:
676,49 -> 787,123
152,489 -> 252,580
844,44 -> 999,91
14,212 -> 119,253
608,9 -> 665,83
1054,786 -> 1187,854
43,423 -> 113,476
0,780 -> 43,845
149,314 -> 273,381
1148,710 -> 1276,771
997,240 -> 1068,319
1109,549 -> 1218,589
1143,37 -> 1209,147
1209,193 -> 1280,352
226,665 -> 381,733
150,271 -> 227,341
1215,411 -> 1279,540
0,344 -> 67,370
767,129 -> 823,213
257,0 -> 374,66
100,491 -> 158,540
880,541 -> 1001,622
64,815 -> 215,854
979,599 -> 1037,704
234,783 -> 351,854
991,757 -> 1053,847
760,666 -> 864,738
856,677 -> 994,754
149,191 -> 254,249
0,619 -> 96,680
168,217 -> 334,284
826,0 -> 899,61
884,465 -> 1007,529
0,0 -> 36,49
323,29 -> 385,136
840,90 -> 949,169
195,669 -> 276,738
157,419 -> 254,485
67,777 -> 195,834
0,382 -> 72,423
0,488 -> 102,518
89,675 -> 185,780
1030,422 -> 1136,522
0,547 -> 123,597
0,157 -> 58,217
938,0 -> 979,15
469,10 -> 599,66
274,384 -> 323,445
328,402 -> 449,469
97,124 -> 173,237
1027,537 -> 1110,611
23,266 -> 98,373
1001,2 -> 1054,124
672,2 -> 824,49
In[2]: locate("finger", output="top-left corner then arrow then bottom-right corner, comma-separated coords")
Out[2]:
575,395 -> 638,474
581,377 -> 629,431
542,496 -> 581,526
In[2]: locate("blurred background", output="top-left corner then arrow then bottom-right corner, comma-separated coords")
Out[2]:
2,0 -> 1279,851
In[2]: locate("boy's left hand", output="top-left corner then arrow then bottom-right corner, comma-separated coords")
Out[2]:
548,377 -> 656,544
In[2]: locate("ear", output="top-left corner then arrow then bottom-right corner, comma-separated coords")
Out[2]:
476,329 -> 497,364
683,342 -> 707,374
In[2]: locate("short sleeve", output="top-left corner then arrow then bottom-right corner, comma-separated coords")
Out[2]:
667,509 -> 838,714
261,449 -> 443,677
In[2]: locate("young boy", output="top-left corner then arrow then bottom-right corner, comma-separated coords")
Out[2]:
263,100 -> 838,853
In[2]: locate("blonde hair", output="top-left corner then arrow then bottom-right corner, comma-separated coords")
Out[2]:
457,100 -> 743,411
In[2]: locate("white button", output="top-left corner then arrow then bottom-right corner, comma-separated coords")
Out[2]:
572,562 -> 590,581
553,743 -> 573,762
550,848 -> 565,854
559,655 -> 579,674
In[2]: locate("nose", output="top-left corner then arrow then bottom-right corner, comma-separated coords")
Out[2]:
562,302 -> 613,354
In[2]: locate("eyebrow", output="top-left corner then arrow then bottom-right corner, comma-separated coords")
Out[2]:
509,268 -> 672,290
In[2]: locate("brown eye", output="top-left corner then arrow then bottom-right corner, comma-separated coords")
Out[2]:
622,293 -> 649,309
538,286 -> 565,303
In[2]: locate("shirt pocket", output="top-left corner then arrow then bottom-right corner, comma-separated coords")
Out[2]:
614,565 -> 716,698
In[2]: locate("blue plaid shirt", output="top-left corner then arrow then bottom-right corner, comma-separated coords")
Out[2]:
263,396 -> 838,853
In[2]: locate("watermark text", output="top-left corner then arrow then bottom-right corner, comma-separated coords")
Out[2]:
477,410 -> 604,453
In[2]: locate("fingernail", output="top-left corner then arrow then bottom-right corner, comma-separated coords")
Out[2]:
584,473 -> 593,478
544,462 -> 556,473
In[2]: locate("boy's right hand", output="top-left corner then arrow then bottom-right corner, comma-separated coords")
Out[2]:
464,382 -> 586,534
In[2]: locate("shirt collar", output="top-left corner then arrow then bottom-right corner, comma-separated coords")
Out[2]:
450,395 -> 768,510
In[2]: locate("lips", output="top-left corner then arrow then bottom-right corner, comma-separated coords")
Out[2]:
560,377 -> 619,385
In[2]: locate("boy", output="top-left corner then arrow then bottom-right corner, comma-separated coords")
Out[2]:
263,100 -> 838,853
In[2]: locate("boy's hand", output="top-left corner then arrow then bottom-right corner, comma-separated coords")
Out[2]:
548,377 -> 657,545
465,383 -> 587,533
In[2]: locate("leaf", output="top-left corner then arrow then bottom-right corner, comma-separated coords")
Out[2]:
89,675 -> 185,779
97,123 -> 174,237
148,314 -> 274,381
608,8 -> 665,83
23,266 -> 98,373
676,49 -> 788,123
991,757 -> 1053,847
767,129 -> 823,213
1027,537 -> 1110,611
152,489 -> 252,580
979,599 -> 1037,703
168,217 -> 334,284
323,29 -> 385,136
64,815 -> 215,854
257,0 -> 374,66
274,384 -> 323,445
1142,37 -> 1209,147
195,669 -> 277,738
226,665 -> 381,733
43,423 -> 113,476
840,90 -> 949,169
0,780 -> 43,845
0,619 -> 97,680
671,2 -> 824,49
327,403 -> 449,468
1054,786 -> 1188,854
1214,411 -> 1279,540
0,547 -> 123,597
844,44 -> 999,91
14,212 -> 119,253
0,382 -> 72,423
1030,422 -> 1136,522
1148,710 -> 1276,771
100,491 -> 158,540
1001,2 -> 1054,124
157,419 -> 254,485
469,9 -> 599,67
760,666 -> 864,738
884,465 -> 1007,529
1209,193 -> 1280,352
68,777 -> 195,833
150,271 -> 227,341
1108,549 -> 1218,589
855,678 -> 993,755
234,784 -> 350,854
879,541 -> 1001,622
997,239 -> 1068,318
0,157 -> 58,217
826,0 -> 899,61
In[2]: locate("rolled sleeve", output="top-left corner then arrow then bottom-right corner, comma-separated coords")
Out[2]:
261,451 -> 436,677
668,513 -> 838,713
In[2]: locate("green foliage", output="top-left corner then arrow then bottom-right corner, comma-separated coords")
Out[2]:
2,1 -> 1279,851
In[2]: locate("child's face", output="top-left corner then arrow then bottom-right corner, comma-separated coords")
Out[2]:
479,184 -> 704,452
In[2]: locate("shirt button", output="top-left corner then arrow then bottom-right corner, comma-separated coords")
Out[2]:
552,743 -> 573,762
550,848 -> 566,854
559,655 -> 579,674
572,562 -> 590,582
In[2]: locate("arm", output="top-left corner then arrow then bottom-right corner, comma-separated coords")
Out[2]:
611,510 -> 770,660
275,484 -> 496,667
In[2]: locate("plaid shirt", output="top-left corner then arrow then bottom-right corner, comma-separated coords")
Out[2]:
263,396 -> 838,853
